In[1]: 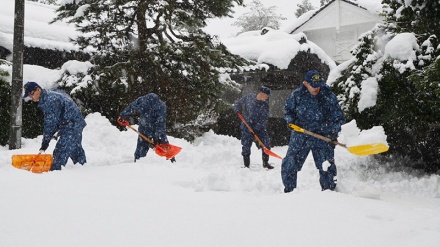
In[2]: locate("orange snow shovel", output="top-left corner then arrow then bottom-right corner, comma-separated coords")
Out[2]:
12,153 -> 53,173
117,117 -> 182,160
288,123 -> 389,156
237,113 -> 282,159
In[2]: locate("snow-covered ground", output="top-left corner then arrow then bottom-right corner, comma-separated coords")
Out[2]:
1,113 -> 439,247
1,1 -> 440,246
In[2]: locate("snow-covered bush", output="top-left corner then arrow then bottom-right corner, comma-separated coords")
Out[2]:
330,0 -> 440,173
0,60 -> 44,146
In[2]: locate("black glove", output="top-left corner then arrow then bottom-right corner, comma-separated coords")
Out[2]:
328,132 -> 338,143
154,136 -> 163,145
155,134 -> 169,145
255,141 -> 262,150
146,136 -> 155,148
40,140 -> 49,152
52,132 -> 59,141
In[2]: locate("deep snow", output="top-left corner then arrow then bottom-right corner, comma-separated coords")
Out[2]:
1,113 -> 440,247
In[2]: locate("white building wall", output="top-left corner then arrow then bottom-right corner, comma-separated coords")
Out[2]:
292,0 -> 382,63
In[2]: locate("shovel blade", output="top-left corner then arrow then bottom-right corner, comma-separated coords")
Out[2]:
263,147 -> 283,160
347,143 -> 389,156
155,144 -> 182,160
11,154 -> 53,173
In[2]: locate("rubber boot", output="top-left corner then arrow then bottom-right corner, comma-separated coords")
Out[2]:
243,156 -> 250,168
262,153 -> 274,169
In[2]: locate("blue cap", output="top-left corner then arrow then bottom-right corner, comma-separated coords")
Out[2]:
305,70 -> 325,88
23,81 -> 40,98
259,86 -> 271,96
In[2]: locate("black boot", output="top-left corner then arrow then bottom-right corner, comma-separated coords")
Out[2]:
243,156 -> 250,168
263,160 -> 274,169
262,153 -> 274,169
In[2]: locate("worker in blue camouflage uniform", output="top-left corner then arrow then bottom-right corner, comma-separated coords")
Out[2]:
23,81 -> 87,171
282,70 -> 345,192
234,86 -> 274,169
119,93 -> 175,163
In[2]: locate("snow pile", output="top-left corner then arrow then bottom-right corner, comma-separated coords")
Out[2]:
384,32 -> 419,73
339,119 -> 388,147
0,0 -> 80,52
1,113 -> 440,247
222,30 -> 336,70
358,77 -> 378,112
0,112 -> 435,200
1,63 -> 62,89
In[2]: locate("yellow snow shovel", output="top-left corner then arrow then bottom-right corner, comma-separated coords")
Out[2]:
288,124 -> 389,156
12,154 -> 53,173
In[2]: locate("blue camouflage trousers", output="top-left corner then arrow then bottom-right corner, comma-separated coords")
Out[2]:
134,135 -> 151,161
134,131 -> 168,161
241,126 -> 270,158
51,126 -> 86,170
281,133 -> 337,192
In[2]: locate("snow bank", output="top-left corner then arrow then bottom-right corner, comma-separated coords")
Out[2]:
222,30 -> 336,69
1,112 -> 439,247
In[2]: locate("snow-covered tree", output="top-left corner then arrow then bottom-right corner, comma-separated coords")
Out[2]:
320,0 -> 331,7
330,0 -> 440,172
51,0 -> 247,140
232,0 -> 286,32
295,0 -> 315,18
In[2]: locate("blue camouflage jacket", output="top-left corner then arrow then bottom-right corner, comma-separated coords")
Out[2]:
119,93 -> 167,139
234,93 -> 269,131
284,84 -> 345,136
38,89 -> 86,146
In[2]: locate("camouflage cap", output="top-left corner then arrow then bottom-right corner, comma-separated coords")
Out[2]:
305,70 -> 325,88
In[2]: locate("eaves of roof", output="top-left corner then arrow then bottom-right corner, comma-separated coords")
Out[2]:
289,0 -> 367,34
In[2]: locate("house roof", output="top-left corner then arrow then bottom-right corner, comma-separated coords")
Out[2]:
283,0 -> 383,34
0,0 -> 82,52
221,29 -> 336,71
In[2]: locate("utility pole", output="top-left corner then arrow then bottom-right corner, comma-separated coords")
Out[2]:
9,0 -> 25,150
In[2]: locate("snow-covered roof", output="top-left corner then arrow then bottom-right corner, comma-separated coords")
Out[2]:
0,0 -> 80,52
222,29 -> 336,71
283,0 -> 383,34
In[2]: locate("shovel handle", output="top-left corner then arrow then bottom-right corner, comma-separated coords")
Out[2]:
237,113 -> 265,148
237,113 -> 282,159
117,117 -> 156,146
288,124 -> 347,148
287,124 -> 389,156
117,117 -> 182,159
